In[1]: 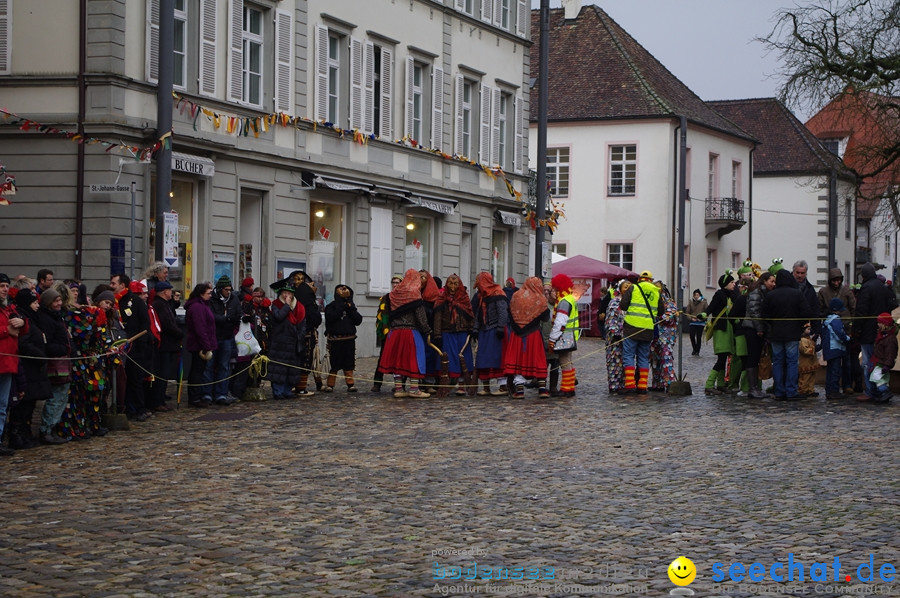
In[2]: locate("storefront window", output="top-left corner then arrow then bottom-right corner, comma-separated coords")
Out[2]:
149,178 -> 194,296
491,229 -> 507,284
309,201 -> 343,307
404,215 -> 432,271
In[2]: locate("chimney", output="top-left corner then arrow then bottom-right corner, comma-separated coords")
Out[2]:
562,0 -> 580,20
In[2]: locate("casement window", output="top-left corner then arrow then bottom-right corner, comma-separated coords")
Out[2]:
608,144 -> 636,195
551,242 -> 567,258
314,25 -> 348,124
405,57 -> 442,149
409,60 -> 425,142
147,0 -> 187,89
708,153 -> 719,198
497,91 -> 508,167
455,76 -> 476,158
732,252 -> 741,270
731,161 -> 741,199
706,249 -> 716,288
455,0 -> 475,16
0,0 -> 9,75
608,243 -> 633,272
327,33 -> 341,122
241,5 -> 263,107
369,206 -> 394,294
495,0 -> 510,29
546,147 -> 569,197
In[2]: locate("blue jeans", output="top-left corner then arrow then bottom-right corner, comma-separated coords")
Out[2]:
40,382 -> 70,434
770,340 -> 799,398
825,357 -> 843,395
213,338 -> 236,397
0,373 -> 12,439
272,382 -> 293,398
623,337 -> 650,370
861,343 -> 875,397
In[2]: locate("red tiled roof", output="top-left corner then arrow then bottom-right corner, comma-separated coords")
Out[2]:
708,98 -> 853,178
529,5 -> 753,142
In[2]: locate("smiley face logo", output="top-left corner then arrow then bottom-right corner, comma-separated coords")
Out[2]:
667,556 -> 696,586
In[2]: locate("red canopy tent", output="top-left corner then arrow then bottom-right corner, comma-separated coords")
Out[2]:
552,255 -> 638,336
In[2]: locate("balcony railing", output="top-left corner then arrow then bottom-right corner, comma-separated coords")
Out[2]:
704,197 -> 746,238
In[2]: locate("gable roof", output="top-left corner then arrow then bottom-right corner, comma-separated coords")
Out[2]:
529,4 -> 754,143
708,98 -> 854,179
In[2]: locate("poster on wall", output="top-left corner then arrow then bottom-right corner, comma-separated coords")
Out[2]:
239,243 -> 253,282
275,258 -> 306,282
212,252 -> 234,286
163,212 -> 179,268
572,278 -> 593,302
309,240 -> 336,306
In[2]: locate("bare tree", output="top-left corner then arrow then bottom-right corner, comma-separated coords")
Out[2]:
760,0 -> 900,232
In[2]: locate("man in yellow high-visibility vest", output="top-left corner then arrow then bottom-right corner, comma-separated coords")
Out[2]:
548,274 -> 580,397
619,270 -> 664,394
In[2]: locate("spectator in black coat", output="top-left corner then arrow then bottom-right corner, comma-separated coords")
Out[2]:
209,275 -> 241,405
323,284 -> 363,392
34,288 -> 73,443
763,269 -> 814,400
855,262 -> 899,399
150,281 -> 182,412
110,274 -> 153,421
792,260 -> 820,337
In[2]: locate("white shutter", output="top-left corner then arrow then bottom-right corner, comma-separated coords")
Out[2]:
481,0 -> 492,23
516,0 -> 528,37
349,36 -> 364,130
146,0 -> 160,83
493,0 -> 502,27
368,206 -> 394,294
363,41 -> 375,135
0,0 -> 9,74
379,46 -> 393,138
431,66 -> 444,151
479,84 -> 491,163
404,56 -> 415,139
490,88 -> 501,165
454,74 -> 464,155
455,0 -> 465,10
274,10 -> 292,112
514,94 -> 524,173
314,24 -> 329,121
199,0 -> 217,97
227,0 -> 243,103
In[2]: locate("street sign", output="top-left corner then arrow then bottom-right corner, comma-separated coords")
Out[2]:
89,183 -> 132,193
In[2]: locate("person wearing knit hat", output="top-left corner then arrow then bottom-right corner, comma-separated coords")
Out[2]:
6,288 -> 45,449
209,274 -> 240,405
822,298 -> 851,399
34,286 -> 74,444
216,275 -> 232,290
698,270 -> 738,395
863,313 -> 897,403
855,262 -> 899,401
683,289 -> 708,357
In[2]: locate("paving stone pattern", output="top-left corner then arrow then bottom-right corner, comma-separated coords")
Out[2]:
1,338 -> 897,597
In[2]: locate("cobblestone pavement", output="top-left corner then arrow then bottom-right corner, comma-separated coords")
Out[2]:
2,337 -> 898,598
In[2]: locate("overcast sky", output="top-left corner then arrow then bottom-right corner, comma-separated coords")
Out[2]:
531,0 -> 808,120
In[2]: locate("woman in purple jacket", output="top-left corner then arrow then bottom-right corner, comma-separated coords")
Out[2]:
185,282 -> 217,407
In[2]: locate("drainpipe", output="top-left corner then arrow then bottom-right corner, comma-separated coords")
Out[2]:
676,115 -> 687,381
748,145 -> 755,259
75,0 -> 87,280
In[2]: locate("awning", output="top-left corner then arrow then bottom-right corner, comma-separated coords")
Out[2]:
172,152 -> 215,177
407,193 -> 457,215
496,210 -> 522,227
370,184 -> 410,202
314,174 -> 372,193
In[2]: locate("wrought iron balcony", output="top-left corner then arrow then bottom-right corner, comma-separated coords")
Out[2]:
705,197 -> 746,239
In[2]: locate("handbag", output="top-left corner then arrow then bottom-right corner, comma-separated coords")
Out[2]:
758,343 -> 772,380
234,321 -> 262,357
47,358 -> 72,384
554,328 -> 577,352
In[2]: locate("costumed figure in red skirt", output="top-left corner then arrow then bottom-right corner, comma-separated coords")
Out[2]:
419,269 -> 442,393
503,276 -> 550,398
378,269 -> 433,398
433,273 -> 475,396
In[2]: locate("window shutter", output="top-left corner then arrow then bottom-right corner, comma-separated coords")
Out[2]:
199,0 -> 217,97
363,41 -> 375,135
274,10 -> 292,112
516,0 -> 528,37
314,24 -> 329,121
481,0 -> 492,23
431,66 -> 444,151
490,88 -> 500,165
455,0 -> 465,10
379,45 -> 393,138
227,0 -> 243,103
368,206 -> 394,294
493,0 -> 502,27
0,0 -> 9,74
349,36 -> 364,130
404,56 -> 415,139
454,74 -> 464,155
514,94 -> 524,173
146,0 -> 160,83
479,84 -> 491,163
